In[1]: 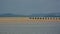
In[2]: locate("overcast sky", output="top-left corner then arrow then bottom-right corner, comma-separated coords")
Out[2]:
0,0 -> 60,15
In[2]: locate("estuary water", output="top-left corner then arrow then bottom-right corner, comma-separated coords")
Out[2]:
0,22 -> 60,34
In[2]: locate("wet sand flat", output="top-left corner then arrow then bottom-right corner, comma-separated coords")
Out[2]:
0,17 -> 60,23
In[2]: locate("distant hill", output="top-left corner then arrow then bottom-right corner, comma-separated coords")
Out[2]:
29,13 -> 60,17
0,13 -> 27,17
0,13 -> 60,17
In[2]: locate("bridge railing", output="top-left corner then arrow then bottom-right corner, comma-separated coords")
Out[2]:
29,17 -> 60,20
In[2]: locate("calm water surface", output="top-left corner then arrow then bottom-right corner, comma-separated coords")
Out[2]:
0,22 -> 60,34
